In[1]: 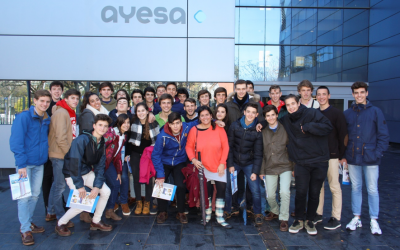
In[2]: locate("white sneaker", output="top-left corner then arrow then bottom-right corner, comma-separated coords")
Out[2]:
346,217 -> 362,230
370,219 -> 382,235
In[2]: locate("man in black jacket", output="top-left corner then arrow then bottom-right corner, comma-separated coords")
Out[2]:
258,94 -> 332,235
227,103 -> 264,226
55,114 -> 113,237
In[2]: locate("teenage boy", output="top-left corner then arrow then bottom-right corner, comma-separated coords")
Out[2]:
227,103 -> 264,226
144,87 -> 156,112
109,97 -> 133,126
46,89 -> 81,224
298,80 -> 319,109
10,90 -> 51,246
155,85 -> 166,103
155,94 -> 185,127
343,82 -> 389,235
177,88 -> 189,104
246,80 -> 264,108
99,82 -> 116,112
183,98 -> 198,122
130,89 -> 144,113
55,114 -> 113,236
47,81 -> 64,117
153,82 -> 185,116
267,85 -> 288,118
197,89 -> 211,109
313,86 -> 347,230
213,87 -> 227,112
152,112 -> 199,224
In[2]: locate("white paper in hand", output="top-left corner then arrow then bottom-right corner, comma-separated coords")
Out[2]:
231,171 -> 238,195
9,174 -> 32,200
66,190 -> 100,213
342,163 -> 350,185
152,183 -> 177,201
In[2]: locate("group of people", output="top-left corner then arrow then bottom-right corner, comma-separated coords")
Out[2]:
10,79 -> 389,246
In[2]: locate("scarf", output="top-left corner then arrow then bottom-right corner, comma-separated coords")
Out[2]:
86,103 -> 109,116
234,93 -> 249,109
56,99 -> 77,139
129,119 -> 160,146
240,116 -> 257,129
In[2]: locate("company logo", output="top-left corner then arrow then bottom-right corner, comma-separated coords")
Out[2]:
101,6 -> 186,24
194,10 -> 206,23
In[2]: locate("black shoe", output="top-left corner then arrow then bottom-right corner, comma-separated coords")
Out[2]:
324,217 -> 341,230
313,214 -> 323,224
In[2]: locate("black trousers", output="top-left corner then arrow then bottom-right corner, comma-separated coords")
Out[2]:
42,159 -> 53,210
130,151 -> 153,202
207,181 -> 226,199
294,161 -> 328,221
158,162 -> 186,213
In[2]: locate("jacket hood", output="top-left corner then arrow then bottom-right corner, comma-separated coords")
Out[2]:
82,129 -> 105,145
164,122 -> 183,137
350,100 -> 373,111
288,104 -> 307,122
227,92 -> 259,102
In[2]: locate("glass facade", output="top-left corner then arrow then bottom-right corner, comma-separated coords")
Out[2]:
235,0 -> 370,82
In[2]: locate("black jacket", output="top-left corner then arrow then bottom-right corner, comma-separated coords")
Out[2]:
63,130 -> 106,189
226,93 -> 264,124
227,119 -> 263,174
109,109 -> 133,127
280,105 -> 333,165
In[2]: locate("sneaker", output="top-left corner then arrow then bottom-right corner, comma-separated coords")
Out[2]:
121,203 -> 131,216
370,219 -> 382,235
324,217 -> 341,230
305,220 -> 317,235
313,214 -> 323,224
289,220 -> 304,234
346,217 -> 362,231
255,214 -> 263,226
150,204 -> 158,215
184,208 -> 189,215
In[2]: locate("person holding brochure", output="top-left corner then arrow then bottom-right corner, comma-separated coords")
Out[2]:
259,105 -> 293,232
9,90 -> 51,246
186,106 -> 231,228
55,114 -> 112,237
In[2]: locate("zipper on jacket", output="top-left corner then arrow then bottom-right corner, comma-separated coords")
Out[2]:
239,129 -> 247,162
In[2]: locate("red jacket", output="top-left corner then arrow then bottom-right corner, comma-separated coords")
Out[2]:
104,127 -> 126,174
181,164 -> 209,209
139,146 -> 156,184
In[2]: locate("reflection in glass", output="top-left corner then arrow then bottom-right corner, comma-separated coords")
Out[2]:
291,46 -> 317,81
291,8 -> 317,45
318,0 -> 343,7
237,8 -> 266,44
238,0 -> 266,6
237,46 -> 265,81
343,0 -> 369,8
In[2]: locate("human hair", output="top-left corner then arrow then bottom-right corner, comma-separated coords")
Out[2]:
156,85 -> 166,91
197,89 -> 211,100
94,114 -> 112,125
158,93 -> 173,104
49,81 -> 64,91
262,105 -> 278,117
166,82 -> 177,91
116,97 -> 128,106
244,102 -> 259,112
133,102 -> 150,140
297,80 -> 314,91
198,106 -> 216,130
214,87 -> 227,98
81,91 -> 98,113
144,86 -> 156,97
34,89 -> 51,100
64,89 -> 81,99
115,113 -> 130,135
184,98 -> 196,106
284,94 -> 300,103
234,79 -> 247,88
269,85 -> 281,92
246,80 -> 254,89
316,86 -> 330,95
167,112 -> 182,124
215,103 -> 229,125
131,89 -> 144,100
177,88 -> 189,98
99,81 -> 114,92
114,89 -> 130,103
351,81 -> 368,93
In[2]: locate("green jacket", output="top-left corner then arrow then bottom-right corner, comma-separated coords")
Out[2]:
101,98 -> 117,112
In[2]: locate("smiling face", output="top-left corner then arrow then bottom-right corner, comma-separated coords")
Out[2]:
352,88 -> 368,105
136,105 -> 148,122
50,85 -> 63,102
100,86 -> 112,100
235,83 -> 247,99
157,87 -> 166,97
168,119 -> 182,134
166,85 -> 177,97
93,120 -> 109,137
89,95 -> 101,111
216,106 -> 227,121
214,92 -> 226,105
285,97 -> 301,114
160,99 -> 172,113
33,96 -> 51,113
145,92 -> 155,103
265,110 -> 278,126
299,87 -> 312,101
132,93 -> 143,106
120,118 -> 130,134
65,94 -> 80,109
116,99 -> 129,113
269,88 -> 282,104
199,110 -> 212,125
316,89 -> 330,106
244,106 -> 258,124
184,101 -> 196,116
199,93 -> 210,106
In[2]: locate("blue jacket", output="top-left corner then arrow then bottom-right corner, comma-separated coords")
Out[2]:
343,101 -> 389,166
152,120 -> 198,179
152,99 -> 185,117
10,106 -> 51,169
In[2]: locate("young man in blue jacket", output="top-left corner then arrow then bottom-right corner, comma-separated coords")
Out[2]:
55,114 -> 113,236
10,90 -> 51,246
343,82 -> 389,235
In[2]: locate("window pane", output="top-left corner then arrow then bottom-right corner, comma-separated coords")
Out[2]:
317,9 -> 343,45
342,65 -> 368,82
291,8 -> 317,45
343,10 -> 368,40
238,0 -> 266,6
0,81 -> 29,125
344,0 -> 369,7
329,99 -> 344,111
290,46 -> 317,81
342,47 -> 368,71
237,45 -> 265,81
265,0 -> 292,6
265,46 -> 281,81
318,0 -> 343,7
278,46 -> 291,81
266,8 -> 291,44
292,0 -> 317,7
237,8 -> 266,44
316,46 -> 342,80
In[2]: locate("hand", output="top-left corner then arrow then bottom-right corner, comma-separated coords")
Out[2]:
339,158 -> 347,165
229,167 -> 235,174
256,123 -> 263,132
301,126 -> 305,134
88,187 -> 100,199
192,159 -> 203,170
250,173 -> 257,181
18,168 -> 27,179
148,113 -> 156,123
78,187 -> 86,199
217,164 -> 225,177
215,120 -> 225,128
125,155 -> 130,162
117,174 -> 121,184
259,175 -> 264,180
155,178 -> 164,188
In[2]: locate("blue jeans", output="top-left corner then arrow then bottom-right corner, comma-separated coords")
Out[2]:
105,162 -> 121,209
348,164 -> 379,219
48,158 -> 66,219
120,162 -> 129,204
233,163 -> 261,214
17,165 -> 44,233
